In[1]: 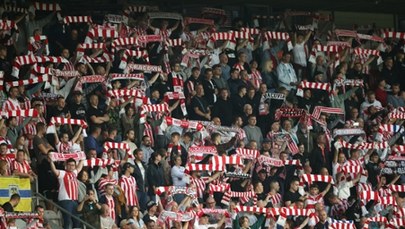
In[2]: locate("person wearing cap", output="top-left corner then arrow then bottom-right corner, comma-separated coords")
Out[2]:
143,200 -> 158,223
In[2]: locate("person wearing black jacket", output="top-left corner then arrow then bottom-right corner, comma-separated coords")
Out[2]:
201,68 -> 217,106
212,88 -> 234,126
310,133 -> 332,174
132,149 -> 148,212
145,152 -> 164,201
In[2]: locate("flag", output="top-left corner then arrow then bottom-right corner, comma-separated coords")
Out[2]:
0,177 -> 31,211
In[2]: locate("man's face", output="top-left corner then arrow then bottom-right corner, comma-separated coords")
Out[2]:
192,70 -> 200,78
219,54 -> 228,64
0,145 -> 7,155
143,137 -> 151,147
283,54 -> 291,63
393,85 -> 401,94
10,88 -> 19,98
213,67 -> 221,76
90,95 -> 99,107
62,49 -> 70,59
127,130 -> 135,141
248,116 -> 256,126
291,181 -> 299,191
368,94 -> 375,102
239,53 -> 247,63
106,185 -> 114,195
66,162 -> 76,172
135,151 -> 144,161
88,150 -> 97,159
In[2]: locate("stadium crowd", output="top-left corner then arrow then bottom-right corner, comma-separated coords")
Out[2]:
1,2 -> 405,229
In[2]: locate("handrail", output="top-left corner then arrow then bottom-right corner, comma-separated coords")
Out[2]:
34,192 -> 97,229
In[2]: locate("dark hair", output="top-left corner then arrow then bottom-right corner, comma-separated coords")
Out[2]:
212,64 -> 221,69
230,68 -> 239,74
35,205 -> 44,211
149,152 -> 161,164
204,68 -> 213,75
10,193 -> 20,200
191,67 -> 200,72
142,135 -> 150,141
36,122 -> 46,131
133,148 -> 142,156
237,85 -> 246,93
66,158 -> 76,164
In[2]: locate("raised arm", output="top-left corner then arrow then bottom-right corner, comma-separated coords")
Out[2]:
71,126 -> 83,144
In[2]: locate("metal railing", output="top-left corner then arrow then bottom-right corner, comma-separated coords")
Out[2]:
34,192 -> 97,229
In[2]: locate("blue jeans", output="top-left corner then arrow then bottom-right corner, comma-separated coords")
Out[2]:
59,200 -> 80,229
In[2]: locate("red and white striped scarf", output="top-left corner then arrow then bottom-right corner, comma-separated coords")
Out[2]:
28,35 -> 49,56
185,163 -> 225,172
84,27 -> 118,43
0,20 -> 19,46
79,52 -> 113,64
296,81 -> 332,97
208,183 -> 230,194
235,148 -> 259,160
2,5 -> 28,13
207,32 -> 235,49
49,117 -> 87,128
274,108 -> 306,121
12,55 -> 67,77
364,216 -> 387,229
160,116 -> 204,131
338,139 -> 388,150
390,184 -> 405,193
234,205 -> 268,214
125,63 -> 162,73
312,106 -> 344,120
104,141 -> 130,153
119,49 -> 149,69
139,103 -> 169,123
109,73 -> 144,81
329,222 -> 356,229
262,31 -> 293,50
74,75 -> 105,92
249,69 -> 262,90
6,75 -> 49,91
111,37 -> 139,52
76,43 -> 106,57
1,109 -> 38,118
63,16 -> 92,24
382,31 -> 405,39
107,89 -> 144,98
211,155 -> 244,167
188,146 -> 217,162
143,122 -> 154,147
300,174 -> 334,185
163,92 -> 187,116
49,151 -> 86,162
221,190 -> 256,206
34,2 -> 61,11
82,158 -> 120,168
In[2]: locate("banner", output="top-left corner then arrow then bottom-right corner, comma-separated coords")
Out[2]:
0,177 -> 31,211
